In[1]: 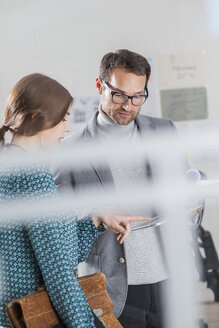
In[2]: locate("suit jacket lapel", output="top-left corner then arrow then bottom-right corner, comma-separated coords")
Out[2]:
135,114 -> 156,181
135,114 -> 156,136
83,112 -> 156,189
83,112 -> 115,191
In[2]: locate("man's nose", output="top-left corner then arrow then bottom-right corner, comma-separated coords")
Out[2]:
121,98 -> 132,112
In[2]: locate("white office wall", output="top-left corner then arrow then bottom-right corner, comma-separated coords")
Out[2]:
1,0 -> 219,253
0,0 -> 211,113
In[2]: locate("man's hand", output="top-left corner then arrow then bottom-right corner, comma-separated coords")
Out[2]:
92,208 -> 150,244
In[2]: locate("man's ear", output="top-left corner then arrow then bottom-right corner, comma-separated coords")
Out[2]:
96,77 -> 103,95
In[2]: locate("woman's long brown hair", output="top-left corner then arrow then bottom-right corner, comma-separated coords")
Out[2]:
0,73 -> 73,145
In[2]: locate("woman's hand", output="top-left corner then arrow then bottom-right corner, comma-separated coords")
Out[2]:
92,208 -> 150,244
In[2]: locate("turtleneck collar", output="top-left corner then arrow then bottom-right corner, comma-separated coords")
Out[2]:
97,105 -> 136,139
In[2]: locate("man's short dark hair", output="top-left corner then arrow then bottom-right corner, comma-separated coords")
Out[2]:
99,49 -> 151,88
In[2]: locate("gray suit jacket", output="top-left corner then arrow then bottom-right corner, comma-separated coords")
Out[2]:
53,112 -> 176,317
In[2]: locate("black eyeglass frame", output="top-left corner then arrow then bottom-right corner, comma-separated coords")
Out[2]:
102,80 -> 149,106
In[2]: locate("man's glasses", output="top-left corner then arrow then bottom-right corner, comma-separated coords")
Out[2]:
102,81 -> 148,106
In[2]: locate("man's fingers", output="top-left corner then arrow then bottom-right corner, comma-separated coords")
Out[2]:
110,221 -> 126,234
127,216 -> 150,222
104,215 -> 150,236
119,224 -> 130,244
105,225 -> 121,234
115,224 -> 126,235
117,233 -> 126,244
116,224 -> 131,244
116,233 -> 122,241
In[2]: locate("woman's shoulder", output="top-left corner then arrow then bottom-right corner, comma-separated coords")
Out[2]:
0,144 -> 57,200
25,165 -> 56,188
0,164 -> 56,200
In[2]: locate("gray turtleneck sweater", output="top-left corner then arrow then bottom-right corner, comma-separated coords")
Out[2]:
96,108 -> 168,285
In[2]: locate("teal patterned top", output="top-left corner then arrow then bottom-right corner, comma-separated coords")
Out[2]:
0,157 -> 103,328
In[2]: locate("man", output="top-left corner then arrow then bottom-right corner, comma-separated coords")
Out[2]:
53,49 -> 177,328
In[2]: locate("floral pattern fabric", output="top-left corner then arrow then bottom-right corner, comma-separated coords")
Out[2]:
0,165 -> 103,328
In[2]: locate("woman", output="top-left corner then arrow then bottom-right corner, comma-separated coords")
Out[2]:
0,73 -> 147,328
